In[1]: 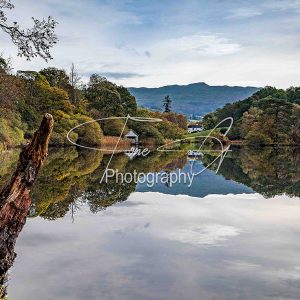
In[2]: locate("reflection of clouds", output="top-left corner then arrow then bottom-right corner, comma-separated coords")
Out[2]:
225,260 -> 261,271
274,266 -> 300,281
96,192 -> 300,247
11,192 -> 300,300
97,193 -> 245,247
224,260 -> 300,282
165,224 -> 241,246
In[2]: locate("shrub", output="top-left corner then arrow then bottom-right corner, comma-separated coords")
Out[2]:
74,115 -> 103,146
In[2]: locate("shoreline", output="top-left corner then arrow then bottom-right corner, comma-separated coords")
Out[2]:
1,142 -> 299,154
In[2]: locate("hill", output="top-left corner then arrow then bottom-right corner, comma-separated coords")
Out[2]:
202,86 -> 300,145
128,82 -> 260,117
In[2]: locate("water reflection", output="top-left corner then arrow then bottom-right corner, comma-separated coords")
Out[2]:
1,146 -> 299,220
0,146 -> 299,299
9,192 -> 300,300
203,146 -> 300,198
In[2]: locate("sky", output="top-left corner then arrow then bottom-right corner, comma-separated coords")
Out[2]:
1,0 -> 300,88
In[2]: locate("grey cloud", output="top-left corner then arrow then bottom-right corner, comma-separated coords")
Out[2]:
115,42 -> 151,57
80,71 -> 145,80
101,72 -> 145,79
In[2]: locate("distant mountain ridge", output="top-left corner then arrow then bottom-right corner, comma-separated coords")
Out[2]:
128,82 -> 260,117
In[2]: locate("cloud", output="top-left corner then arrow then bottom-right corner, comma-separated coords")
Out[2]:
115,42 -> 151,57
100,72 -> 145,79
264,0 -> 300,12
1,0 -> 300,88
226,8 -> 263,19
158,34 -> 242,57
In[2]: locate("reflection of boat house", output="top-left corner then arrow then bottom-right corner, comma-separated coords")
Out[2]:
124,147 -> 138,160
188,150 -> 203,159
125,130 -> 139,145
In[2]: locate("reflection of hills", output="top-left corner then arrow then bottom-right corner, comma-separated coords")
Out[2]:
203,147 -> 300,198
1,146 -> 299,221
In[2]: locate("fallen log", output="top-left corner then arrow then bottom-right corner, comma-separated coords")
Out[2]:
0,113 -> 54,299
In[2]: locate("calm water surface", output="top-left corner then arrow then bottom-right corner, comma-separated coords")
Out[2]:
1,147 -> 299,300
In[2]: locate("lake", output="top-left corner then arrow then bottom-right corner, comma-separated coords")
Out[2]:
0,146 -> 299,300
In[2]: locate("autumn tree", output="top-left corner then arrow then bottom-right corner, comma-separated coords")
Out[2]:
0,57 -> 24,112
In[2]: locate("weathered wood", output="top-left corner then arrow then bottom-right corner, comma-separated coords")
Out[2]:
0,113 -> 54,299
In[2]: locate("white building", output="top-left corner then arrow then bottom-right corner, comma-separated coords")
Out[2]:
187,125 -> 203,133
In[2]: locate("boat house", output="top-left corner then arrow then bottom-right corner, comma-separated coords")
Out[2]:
125,130 -> 139,145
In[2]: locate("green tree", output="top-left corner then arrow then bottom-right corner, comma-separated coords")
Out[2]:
287,87 -> 300,104
40,67 -> 70,89
84,74 -> 124,117
84,74 -> 138,119
116,86 -> 137,115
163,95 -> 172,112
74,115 -> 103,146
102,119 -> 125,136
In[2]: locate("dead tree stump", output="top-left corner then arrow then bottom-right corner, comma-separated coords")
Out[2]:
0,113 -> 54,299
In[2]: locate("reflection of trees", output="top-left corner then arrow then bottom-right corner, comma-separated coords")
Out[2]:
26,148 -> 187,220
83,154 -> 135,213
203,147 -> 300,198
30,148 -> 103,218
2,146 -> 298,221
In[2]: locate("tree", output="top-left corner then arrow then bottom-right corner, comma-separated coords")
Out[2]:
240,107 -> 263,139
163,95 -> 172,113
0,59 -> 24,111
39,67 -> 70,89
116,86 -> 137,115
69,63 -> 81,88
0,55 -> 12,72
102,118 -> 125,136
162,112 -> 187,130
0,0 -> 58,61
69,63 -> 82,104
75,115 -> 103,146
203,86 -> 300,145
287,87 -> 300,104
84,74 -> 127,118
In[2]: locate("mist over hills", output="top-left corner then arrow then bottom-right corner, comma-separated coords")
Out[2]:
128,82 -> 260,118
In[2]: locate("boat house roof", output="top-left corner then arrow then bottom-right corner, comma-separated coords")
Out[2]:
125,130 -> 138,138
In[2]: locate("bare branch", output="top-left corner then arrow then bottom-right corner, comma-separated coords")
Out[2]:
69,63 -> 81,88
0,0 -> 58,61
